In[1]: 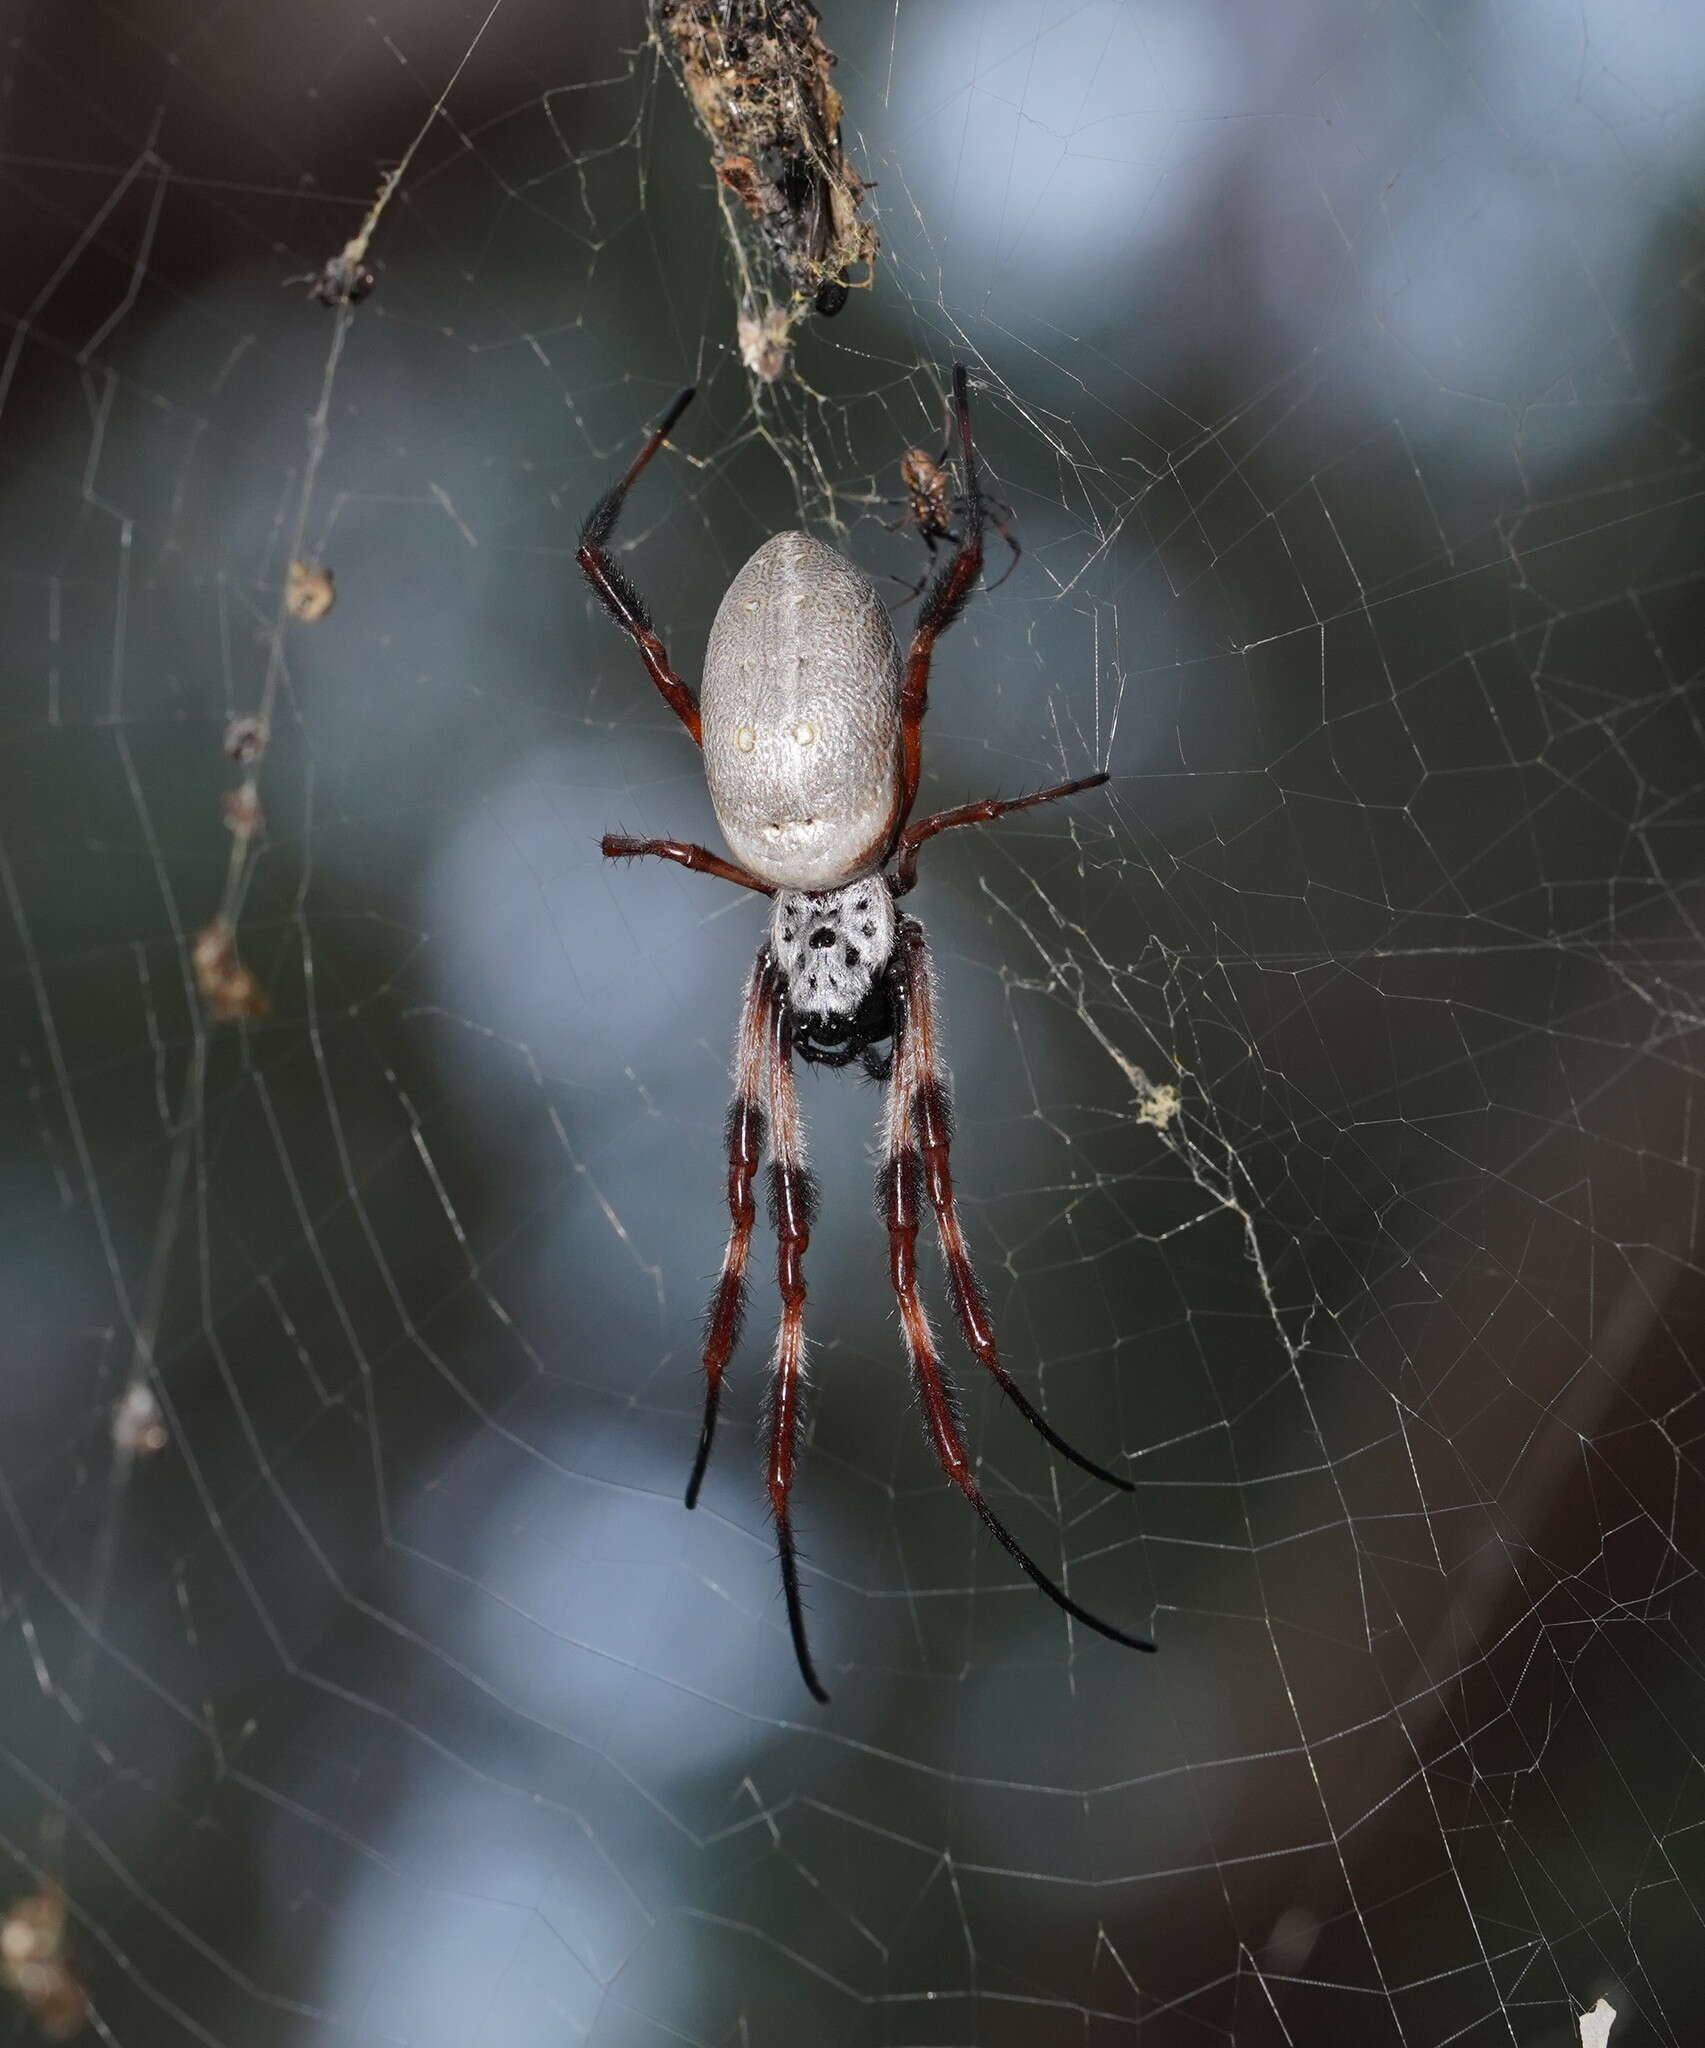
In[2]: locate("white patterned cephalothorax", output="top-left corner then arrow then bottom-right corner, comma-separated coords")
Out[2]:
580,365 -> 1142,1704
768,882 -> 898,1023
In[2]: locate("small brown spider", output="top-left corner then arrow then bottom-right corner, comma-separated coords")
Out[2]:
290,241 -> 374,308
886,439 -> 1021,603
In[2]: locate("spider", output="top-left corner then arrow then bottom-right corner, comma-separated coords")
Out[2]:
579,366 -> 1152,1700
884,422 -> 1021,604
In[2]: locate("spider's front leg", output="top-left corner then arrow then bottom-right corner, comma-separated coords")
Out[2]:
685,953 -> 778,1512
892,920 -> 1133,1492
879,920 -> 1155,1658
884,921 -> 1121,1482
763,999 -> 830,1702
685,955 -> 830,1701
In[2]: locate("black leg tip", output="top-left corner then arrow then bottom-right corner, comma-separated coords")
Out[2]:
657,385 -> 696,437
679,1433 -> 712,1515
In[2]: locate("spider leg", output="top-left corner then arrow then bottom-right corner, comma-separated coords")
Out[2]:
878,941 -> 1155,1656
686,954 -> 778,1511
577,387 -> 704,746
763,1000 -> 831,1702
891,920 -> 1131,1492
601,835 -> 773,896
981,501 -> 1023,593
896,366 -> 986,829
889,773 -> 1109,896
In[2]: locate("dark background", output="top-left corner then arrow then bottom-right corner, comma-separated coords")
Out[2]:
2,1 -> 1704,2042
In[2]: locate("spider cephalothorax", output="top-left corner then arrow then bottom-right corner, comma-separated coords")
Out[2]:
769,882 -> 898,1072
581,365 -> 1151,1700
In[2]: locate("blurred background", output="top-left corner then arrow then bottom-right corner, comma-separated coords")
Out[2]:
2,0 -> 1703,2041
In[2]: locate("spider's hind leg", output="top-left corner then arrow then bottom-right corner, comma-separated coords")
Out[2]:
576,386 -> 703,745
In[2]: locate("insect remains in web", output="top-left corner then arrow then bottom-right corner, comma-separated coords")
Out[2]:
653,0 -> 878,382
288,239 -> 375,309
580,366 -> 1146,1702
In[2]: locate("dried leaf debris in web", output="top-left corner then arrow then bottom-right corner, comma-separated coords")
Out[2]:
652,0 -> 878,379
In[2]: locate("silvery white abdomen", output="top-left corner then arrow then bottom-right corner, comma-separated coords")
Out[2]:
701,532 -> 903,890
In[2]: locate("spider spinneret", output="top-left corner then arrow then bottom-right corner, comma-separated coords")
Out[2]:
580,364 -> 1149,1701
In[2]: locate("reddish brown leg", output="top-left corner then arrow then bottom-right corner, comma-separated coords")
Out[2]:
878,933 -> 1154,1655
896,365 -> 986,830
890,773 -> 1109,896
762,1001 -> 830,1702
577,387 -> 703,745
686,955 -> 778,1511
602,835 -> 773,896
891,921 -> 1132,1492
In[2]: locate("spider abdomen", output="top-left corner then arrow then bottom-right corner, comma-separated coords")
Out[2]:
703,532 -> 903,890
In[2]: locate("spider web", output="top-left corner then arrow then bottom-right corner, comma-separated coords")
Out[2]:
2,1 -> 1702,2042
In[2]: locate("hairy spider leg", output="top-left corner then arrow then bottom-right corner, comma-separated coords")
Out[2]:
576,386 -> 704,745
890,773 -> 1110,897
686,955 -> 777,1511
891,920 -> 1132,1492
601,834 -> 772,895
895,365 -> 987,831
762,1000 -> 831,1702
879,929 -> 1155,1657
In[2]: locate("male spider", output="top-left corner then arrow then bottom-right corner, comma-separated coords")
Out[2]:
885,425 -> 1021,604
580,366 -> 1150,1700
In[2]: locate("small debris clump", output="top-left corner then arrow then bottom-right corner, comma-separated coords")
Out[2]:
654,0 -> 878,381
223,715 -> 269,766
112,1382 -> 169,1457
192,920 -> 269,1024
2,1890 -> 88,2039
286,559 -> 335,622
222,786 -> 266,841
